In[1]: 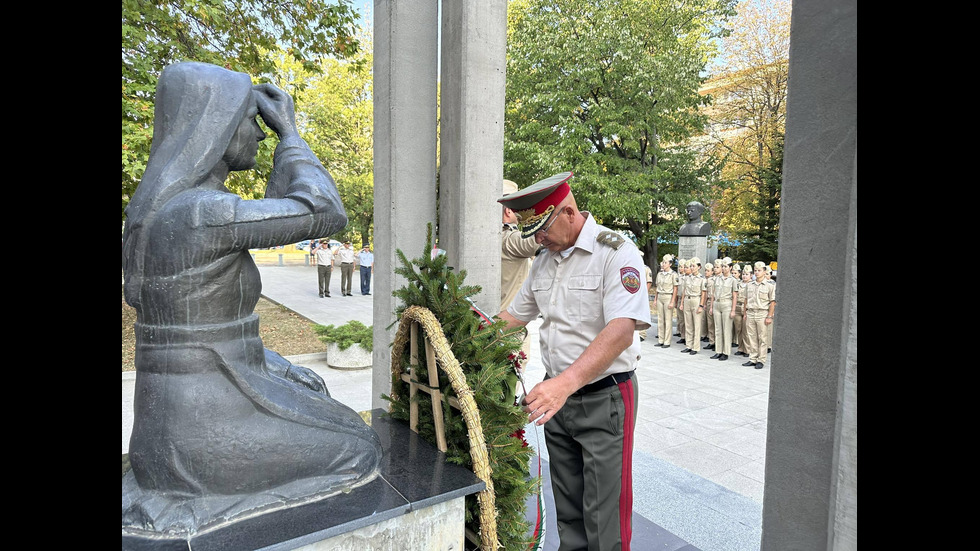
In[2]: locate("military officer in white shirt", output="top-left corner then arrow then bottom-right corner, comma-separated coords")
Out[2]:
496,172 -> 650,551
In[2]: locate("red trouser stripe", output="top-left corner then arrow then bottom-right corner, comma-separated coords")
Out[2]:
617,378 -> 635,550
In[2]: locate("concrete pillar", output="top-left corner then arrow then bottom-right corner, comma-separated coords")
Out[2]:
372,0 -> 439,411
760,0 -> 856,549
436,0 -> 507,315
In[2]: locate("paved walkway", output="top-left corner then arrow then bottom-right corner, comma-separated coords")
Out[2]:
123,262 -> 769,551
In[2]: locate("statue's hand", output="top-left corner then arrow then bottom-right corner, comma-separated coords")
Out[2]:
285,364 -> 330,396
253,83 -> 298,138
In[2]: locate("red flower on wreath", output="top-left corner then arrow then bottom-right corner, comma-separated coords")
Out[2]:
510,428 -> 530,448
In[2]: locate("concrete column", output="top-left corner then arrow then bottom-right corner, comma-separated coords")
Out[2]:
436,0 -> 507,315
372,0 -> 439,411
760,0 -> 856,549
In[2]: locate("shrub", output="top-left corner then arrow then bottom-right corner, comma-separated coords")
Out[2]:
313,320 -> 373,352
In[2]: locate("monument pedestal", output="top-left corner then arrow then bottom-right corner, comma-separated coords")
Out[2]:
678,236 -> 717,265
122,409 -> 485,551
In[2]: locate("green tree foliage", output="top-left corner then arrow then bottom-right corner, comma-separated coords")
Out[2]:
732,133 -> 781,262
384,225 -> 536,550
121,0 -> 361,221
277,34 -> 375,246
504,0 -> 736,267
704,0 -> 790,262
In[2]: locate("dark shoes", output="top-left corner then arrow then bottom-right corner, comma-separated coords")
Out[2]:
719,354 -> 728,361
742,361 -> 756,367
677,339 -> 686,344
681,348 -> 692,353
689,350 -> 697,355
705,344 -> 715,350
754,362 -> 764,369
710,353 -> 721,359
319,294 -> 324,298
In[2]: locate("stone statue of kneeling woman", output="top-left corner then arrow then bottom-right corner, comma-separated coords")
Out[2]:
122,62 -> 381,533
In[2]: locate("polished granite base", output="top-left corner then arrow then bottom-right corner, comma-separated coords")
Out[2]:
122,409 -> 485,551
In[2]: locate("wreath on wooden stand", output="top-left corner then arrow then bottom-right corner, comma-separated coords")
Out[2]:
383,225 -> 538,551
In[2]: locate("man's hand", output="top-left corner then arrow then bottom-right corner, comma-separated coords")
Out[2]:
522,376 -> 575,426
523,317 -> 636,425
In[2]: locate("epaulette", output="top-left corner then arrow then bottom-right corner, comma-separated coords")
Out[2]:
596,231 -> 625,249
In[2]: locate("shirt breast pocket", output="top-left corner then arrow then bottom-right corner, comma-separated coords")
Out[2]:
567,274 -> 602,322
532,277 -> 553,314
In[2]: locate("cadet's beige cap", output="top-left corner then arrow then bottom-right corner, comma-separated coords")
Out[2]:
502,179 -> 519,196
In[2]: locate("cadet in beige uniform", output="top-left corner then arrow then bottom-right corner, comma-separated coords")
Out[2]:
653,254 -> 678,347
639,261 -> 654,341
742,262 -> 776,369
733,265 -> 751,356
709,258 -> 737,361
500,179 -> 541,368
703,262 -> 716,349
500,179 -> 541,401
679,257 -> 707,355
764,266 -> 776,353
675,259 -> 687,344
497,172 -> 650,551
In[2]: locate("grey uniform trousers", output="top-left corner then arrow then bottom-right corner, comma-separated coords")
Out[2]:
545,372 -> 638,551
317,265 -> 332,296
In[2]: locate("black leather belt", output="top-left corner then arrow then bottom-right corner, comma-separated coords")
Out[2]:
573,370 -> 634,396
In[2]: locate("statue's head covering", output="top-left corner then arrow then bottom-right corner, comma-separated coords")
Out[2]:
498,172 -> 573,238
122,62 -> 254,308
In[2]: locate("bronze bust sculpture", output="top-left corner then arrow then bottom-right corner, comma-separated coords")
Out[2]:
678,201 -> 711,237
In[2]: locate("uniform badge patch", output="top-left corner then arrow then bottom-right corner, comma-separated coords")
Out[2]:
620,267 -> 641,294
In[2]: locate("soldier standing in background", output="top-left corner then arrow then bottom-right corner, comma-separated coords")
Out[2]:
709,258 -> 737,361
499,179 -> 540,370
653,254 -> 678,348
703,262 -> 716,350
742,262 -> 776,369
679,257 -> 707,355
675,259 -> 687,345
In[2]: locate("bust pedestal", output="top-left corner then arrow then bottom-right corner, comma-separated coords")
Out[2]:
678,236 -> 717,266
